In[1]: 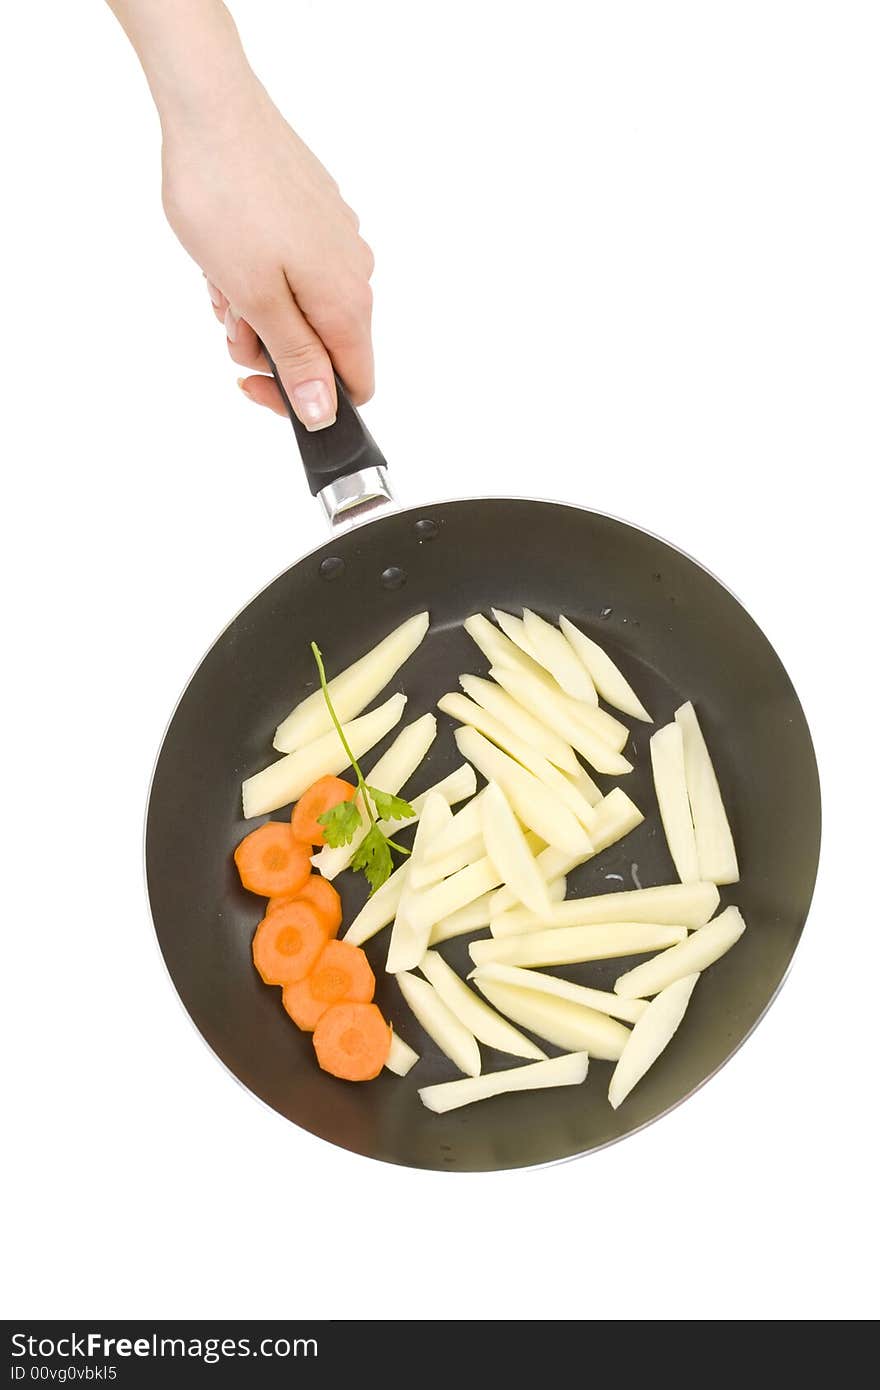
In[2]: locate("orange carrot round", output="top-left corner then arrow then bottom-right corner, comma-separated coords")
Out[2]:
292,776 -> 357,846
267,875 -> 343,937
312,1001 -> 391,1081
252,901 -> 328,985
281,940 -> 375,1031
234,822 -> 311,898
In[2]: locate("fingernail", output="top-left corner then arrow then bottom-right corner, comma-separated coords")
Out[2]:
291,380 -> 336,431
224,306 -> 239,342
207,280 -> 223,307
236,377 -> 253,399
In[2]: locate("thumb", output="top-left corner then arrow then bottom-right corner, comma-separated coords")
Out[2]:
251,297 -> 338,432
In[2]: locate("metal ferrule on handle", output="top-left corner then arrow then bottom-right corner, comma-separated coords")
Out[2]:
263,350 -> 397,532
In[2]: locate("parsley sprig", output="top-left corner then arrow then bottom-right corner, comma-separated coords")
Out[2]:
311,642 -> 415,893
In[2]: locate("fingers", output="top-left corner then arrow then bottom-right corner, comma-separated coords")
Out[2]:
237,374 -> 287,416
224,309 -> 271,374
246,282 -> 338,431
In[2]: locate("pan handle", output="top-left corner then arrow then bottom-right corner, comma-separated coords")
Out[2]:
263,349 -> 397,531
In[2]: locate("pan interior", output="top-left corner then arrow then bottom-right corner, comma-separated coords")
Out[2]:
145,499 -> 820,1171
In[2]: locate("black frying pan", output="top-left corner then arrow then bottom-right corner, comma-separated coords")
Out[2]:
146,376 -> 821,1171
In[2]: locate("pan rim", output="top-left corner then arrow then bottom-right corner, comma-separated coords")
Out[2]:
142,493 -> 822,1173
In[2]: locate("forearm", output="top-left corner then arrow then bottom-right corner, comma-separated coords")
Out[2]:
106,0 -> 256,128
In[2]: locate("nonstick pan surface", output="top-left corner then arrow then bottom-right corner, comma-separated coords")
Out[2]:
146,496 -> 820,1171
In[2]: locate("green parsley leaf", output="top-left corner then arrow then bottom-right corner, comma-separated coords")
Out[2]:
317,799 -> 362,847
350,824 -> 394,894
366,786 -> 416,824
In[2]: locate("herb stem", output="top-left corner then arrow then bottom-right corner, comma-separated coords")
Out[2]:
311,642 -> 376,826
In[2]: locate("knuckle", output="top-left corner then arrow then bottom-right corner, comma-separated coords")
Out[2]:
271,338 -> 327,374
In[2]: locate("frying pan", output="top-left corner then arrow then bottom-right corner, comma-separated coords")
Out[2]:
146,374 -> 821,1171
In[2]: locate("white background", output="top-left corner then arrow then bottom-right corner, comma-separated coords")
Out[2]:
2,1 -> 878,1321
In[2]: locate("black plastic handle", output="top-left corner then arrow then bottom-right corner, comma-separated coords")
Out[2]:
263,350 -> 388,497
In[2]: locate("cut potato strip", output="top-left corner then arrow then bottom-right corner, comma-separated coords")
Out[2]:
422,789 -> 488,863
385,1031 -> 419,1077
420,951 -> 547,1060
490,665 -> 631,774
492,608 -> 541,661
491,881 -> 719,938
376,762 -> 476,838
608,974 -> 699,1108
463,613 -> 552,682
564,761 -> 603,807
460,673 -> 579,774
397,971 -> 481,1077
473,963 -> 648,1025
488,786 -> 643,918
675,701 -> 739,885
404,857 -> 503,938
650,722 -> 700,884
310,712 -> 437,879
410,834 -> 485,890
559,615 -> 652,722
615,905 -> 746,998
439,692 -> 597,832
418,1052 -> 588,1113
480,781 -> 552,915
454,727 -> 593,857
430,876 -> 566,946
386,795 -> 454,974
242,693 -> 406,818
273,612 -> 429,752
342,862 -> 408,946
470,923 -> 688,969
522,608 -> 598,702
494,658 -> 625,756
475,980 -> 630,1060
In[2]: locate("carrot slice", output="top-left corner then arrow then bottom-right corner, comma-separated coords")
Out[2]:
234,822 -> 311,898
312,1002 -> 392,1081
252,901 -> 328,985
267,876 -> 343,936
292,776 -> 357,846
282,940 -> 375,1030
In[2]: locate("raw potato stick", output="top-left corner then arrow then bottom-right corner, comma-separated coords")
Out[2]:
422,790 -> 488,863
376,762 -> 477,838
242,693 -> 406,818
404,857 -> 503,937
475,979 -> 630,1060
480,781 -> 553,914
273,612 -> 429,752
454,727 -> 593,856
342,861 -> 408,946
397,971 -> 481,1077
491,881 -> 719,938
614,905 -> 747,998
439,691 -> 597,831
419,1052 -> 589,1114
410,834 -> 486,890
429,877 -> 566,945
470,923 -> 688,969
460,673 -> 579,774
420,951 -> 547,1060
608,974 -> 699,1108
473,963 -> 648,1024
490,657 -> 628,752
386,795 -> 454,973
564,761 -> 603,807
463,613 -> 553,683
492,608 -> 541,661
675,702 -> 740,885
310,712 -> 437,878
559,615 -> 652,722
522,608 -> 598,702
385,1031 -> 419,1077
490,665 -> 631,775
650,722 -> 700,883
488,787 -> 643,917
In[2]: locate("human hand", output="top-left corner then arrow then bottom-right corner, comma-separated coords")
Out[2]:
162,74 -> 374,429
